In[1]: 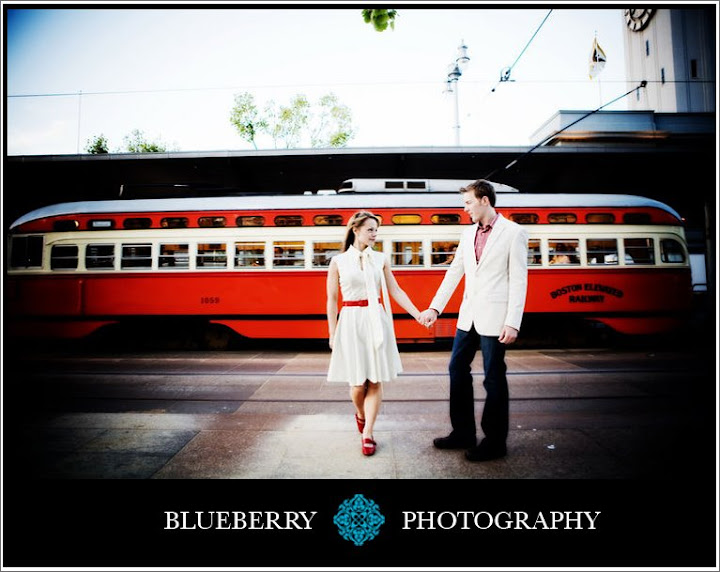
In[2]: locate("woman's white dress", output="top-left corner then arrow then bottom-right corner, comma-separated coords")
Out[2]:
327,245 -> 403,386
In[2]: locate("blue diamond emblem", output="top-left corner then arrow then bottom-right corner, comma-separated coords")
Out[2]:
333,493 -> 385,546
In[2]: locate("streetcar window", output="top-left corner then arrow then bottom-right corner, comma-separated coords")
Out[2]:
198,216 -> 227,228
53,220 -> 80,232
159,244 -> 189,268
392,241 -> 424,266
549,240 -> 580,265
121,244 -> 153,269
235,242 -> 265,268
509,213 -> 539,224
528,239 -> 541,266
660,239 -> 686,263
313,215 -> 343,226
88,219 -> 115,230
587,239 -> 618,265
431,241 -> 458,266
431,214 -> 461,225
385,181 -> 404,189
197,243 -> 228,268
372,241 -> 384,253
123,217 -> 152,229
273,241 -> 305,267
161,217 -> 189,229
586,213 -> 615,224
236,216 -> 265,227
624,238 -> 655,264
548,213 -> 577,224
51,245 -> 79,270
86,244 -> 115,269
392,214 -> 422,225
623,213 -> 652,224
312,241 -> 343,267
10,236 -> 43,268
275,215 -> 303,227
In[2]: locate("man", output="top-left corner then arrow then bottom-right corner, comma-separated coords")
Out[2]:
420,179 -> 528,461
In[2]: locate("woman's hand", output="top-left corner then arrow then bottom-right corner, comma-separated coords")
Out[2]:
418,308 -> 438,328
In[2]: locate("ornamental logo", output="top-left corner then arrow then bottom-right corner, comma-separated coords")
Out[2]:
333,494 -> 385,546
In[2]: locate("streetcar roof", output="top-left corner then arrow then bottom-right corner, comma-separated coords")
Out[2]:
10,193 -> 682,229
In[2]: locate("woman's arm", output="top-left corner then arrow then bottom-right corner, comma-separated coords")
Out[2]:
326,258 -> 340,348
383,261 -> 422,323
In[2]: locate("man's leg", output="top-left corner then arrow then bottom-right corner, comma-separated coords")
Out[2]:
465,335 -> 508,461
479,334 -> 509,446
434,327 -> 480,449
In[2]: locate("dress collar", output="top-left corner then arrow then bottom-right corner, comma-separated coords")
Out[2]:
349,244 -> 372,257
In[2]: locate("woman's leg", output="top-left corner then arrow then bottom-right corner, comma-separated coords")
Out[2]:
362,381 -> 382,439
350,382 -> 368,421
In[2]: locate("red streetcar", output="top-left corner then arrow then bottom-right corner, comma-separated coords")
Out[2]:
5,178 -> 693,344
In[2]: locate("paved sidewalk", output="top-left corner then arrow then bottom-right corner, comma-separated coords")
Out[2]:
14,347 -> 713,480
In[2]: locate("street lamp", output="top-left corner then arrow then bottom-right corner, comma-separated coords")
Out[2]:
444,40 -> 470,146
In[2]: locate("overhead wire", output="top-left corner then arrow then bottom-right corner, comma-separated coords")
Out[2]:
7,78 -> 704,100
489,9 -> 554,95
483,81 -> 648,180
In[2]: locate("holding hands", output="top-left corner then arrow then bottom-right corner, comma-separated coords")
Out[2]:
418,308 -> 439,328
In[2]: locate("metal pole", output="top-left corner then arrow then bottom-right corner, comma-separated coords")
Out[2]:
453,82 -> 460,146
445,41 -> 468,147
76,90 -> 82,154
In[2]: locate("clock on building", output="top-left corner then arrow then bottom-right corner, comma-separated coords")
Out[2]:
624,9 -> 655,32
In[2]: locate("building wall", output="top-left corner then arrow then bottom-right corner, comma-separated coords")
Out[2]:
624,8 -> 716,113
677,8 -> 717,111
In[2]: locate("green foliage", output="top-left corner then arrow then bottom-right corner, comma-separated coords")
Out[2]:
229,93 -> 267,150
266,94 -> 311,149
310,94 -> 355,148
84,130 -> 174,154
229,91 -> 355,149
85,134 -> 109,154
362,9 -> 397,32
123,129 -> 169,153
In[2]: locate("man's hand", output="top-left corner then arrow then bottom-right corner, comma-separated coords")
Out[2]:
419,308 -> 439,328
498,325 -> 518,344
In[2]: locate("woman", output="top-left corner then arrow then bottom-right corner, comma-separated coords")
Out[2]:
326,211 -> 424,456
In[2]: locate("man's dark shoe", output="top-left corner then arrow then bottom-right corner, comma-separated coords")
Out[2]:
465,443 -> 507,462
433,434 -> 476,450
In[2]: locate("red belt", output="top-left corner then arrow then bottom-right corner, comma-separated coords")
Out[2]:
343,298 -> 381,307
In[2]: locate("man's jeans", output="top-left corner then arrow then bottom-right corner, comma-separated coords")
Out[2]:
448,326 -> 509,445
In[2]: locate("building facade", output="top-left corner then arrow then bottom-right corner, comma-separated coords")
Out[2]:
623,7 -> 716,113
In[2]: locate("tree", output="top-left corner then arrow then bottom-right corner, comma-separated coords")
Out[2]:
265,94 -> 310,149
229,92 -> 355,149
362,9 -> 397,32
123,129 -> 169,153
84,131 -> 174,154
229,92 -> 267,150
310,94 -> 355,148
85,134 -> 109,154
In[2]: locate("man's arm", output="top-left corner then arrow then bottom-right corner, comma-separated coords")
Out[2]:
503,227 -> 529,333
421,234 -> 467,327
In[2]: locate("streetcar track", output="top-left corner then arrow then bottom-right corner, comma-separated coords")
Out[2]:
39,397 -> 680,406
20,367 -> 701,377
35,393 -> 691,404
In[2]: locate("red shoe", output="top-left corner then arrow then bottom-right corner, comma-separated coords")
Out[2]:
362,437 -> 376,456
355,414 -> 366,434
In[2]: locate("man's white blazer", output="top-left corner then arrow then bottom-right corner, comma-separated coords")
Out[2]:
429,214 -> 529,335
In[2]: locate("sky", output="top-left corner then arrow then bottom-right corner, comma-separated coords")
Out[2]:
3,3 -> 630,156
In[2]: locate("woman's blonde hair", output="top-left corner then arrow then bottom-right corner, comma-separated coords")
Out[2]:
342,210 -> 380,252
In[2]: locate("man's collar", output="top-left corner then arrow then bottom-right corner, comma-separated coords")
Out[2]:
478,213 -> 500,232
